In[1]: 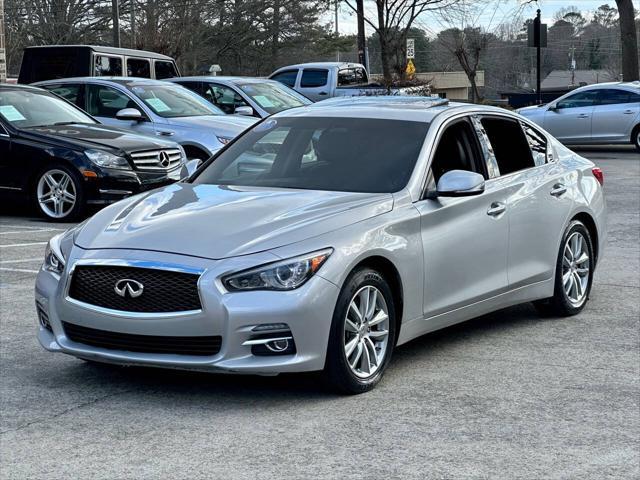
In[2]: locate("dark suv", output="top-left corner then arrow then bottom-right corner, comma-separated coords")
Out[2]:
0,84 -> 186,221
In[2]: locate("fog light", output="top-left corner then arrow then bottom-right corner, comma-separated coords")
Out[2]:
266,338 -> 289,352
36,306 -> 52,332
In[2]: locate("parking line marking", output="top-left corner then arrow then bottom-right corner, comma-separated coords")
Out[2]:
0,258 -> 43,264
0,229 -> 57,235
0,267 -> 40,274
0,225 -> 63,231
0,242 -> 48,248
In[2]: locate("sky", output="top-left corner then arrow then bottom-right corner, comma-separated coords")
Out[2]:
322,0 -> 640,37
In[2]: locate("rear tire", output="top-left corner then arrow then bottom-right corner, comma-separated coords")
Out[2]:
324,268 -> 396,394
633,126 -> 640,152
534,220 -> 594,317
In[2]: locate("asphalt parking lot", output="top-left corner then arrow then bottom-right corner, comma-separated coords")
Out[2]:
1,146 -> 638,479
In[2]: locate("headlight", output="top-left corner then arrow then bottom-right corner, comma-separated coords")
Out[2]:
216,136 -> 232,145
43,234 -> 65,275
85,149 -> 131,170
223,249 -> 332,292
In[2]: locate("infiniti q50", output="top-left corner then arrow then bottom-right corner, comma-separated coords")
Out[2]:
35,100 -> 606,394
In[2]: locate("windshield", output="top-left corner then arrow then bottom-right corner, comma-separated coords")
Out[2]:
237,82 -> 310,114
193,117 -> 429,193
0,89 -> 96,128
128,84 -> 224,118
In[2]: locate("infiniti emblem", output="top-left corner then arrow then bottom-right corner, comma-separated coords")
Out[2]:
158,151 -> 171,168
114,279 -> 144,298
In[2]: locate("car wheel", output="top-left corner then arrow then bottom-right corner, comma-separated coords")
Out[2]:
33,165 -> 85,221
534,220 -> 594,317
633,126 -> 640,152
324,268 -> 396,394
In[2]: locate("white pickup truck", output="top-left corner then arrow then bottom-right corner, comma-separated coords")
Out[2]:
269,62 -> 418,102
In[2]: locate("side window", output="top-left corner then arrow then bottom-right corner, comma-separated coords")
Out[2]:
87,85 -> 137,118
127,58 -> 151,78
597,89 -> 636,106
480,117 -> 535,176
154,61 -> 178,79
557,91 -> 599,109
94,55 -> 123,76
43,84 -> 82,107
522,123 -> 548,166
271,70 -> 298,87
429,119 -> 485,186
203,83 -> 248,114
300,69 -> 328,88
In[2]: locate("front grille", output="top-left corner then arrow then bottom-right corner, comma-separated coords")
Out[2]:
68,265 -> 201,313
63,322 -> 221,356
130,148 -> 182,171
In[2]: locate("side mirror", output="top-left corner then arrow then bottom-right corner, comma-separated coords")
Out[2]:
436,170 -> 485,197
116,108 -> 143,121
180,159 -> 202,180
547,103 -> 558,111
234,106 -> 254,116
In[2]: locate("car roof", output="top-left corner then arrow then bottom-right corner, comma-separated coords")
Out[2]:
34,77 -> 174,87
169,76 -> 281,86
24,45 -> 174,61
272,98 -> 483,123
571,81 -> 640,92
273,62 -> 363,71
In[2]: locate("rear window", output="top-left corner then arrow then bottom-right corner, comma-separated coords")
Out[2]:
300,69 -> 328,88
127,58 -> 151,78
338,67 -> 368,87
155,61 -> 178,79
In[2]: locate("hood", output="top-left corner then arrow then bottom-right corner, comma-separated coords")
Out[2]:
23,123 -> 175,154
75,184 -> 393,259
167,115 -> 258,137
517,104 -> 547,114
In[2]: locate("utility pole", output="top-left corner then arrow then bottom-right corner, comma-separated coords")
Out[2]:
112,0 -> 121,48
0,0 -> 6,83
334,0 -> 339,34
356,0 -> 367,70
535,9 -> 541,104
569,45 -> 576,86
130,0 -> 136,48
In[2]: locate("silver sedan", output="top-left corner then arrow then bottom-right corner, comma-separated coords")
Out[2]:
35,101 -> 606,394
518,81 -> 640,151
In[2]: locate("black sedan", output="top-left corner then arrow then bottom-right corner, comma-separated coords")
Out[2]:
0,84 -> 187,221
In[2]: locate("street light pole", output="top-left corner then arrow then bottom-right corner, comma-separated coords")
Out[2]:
535,9 -> 541,104
0,0 -> 6,83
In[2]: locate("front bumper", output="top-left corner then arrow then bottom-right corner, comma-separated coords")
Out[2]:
35,247 -> 339,375
84,166 -> 182,205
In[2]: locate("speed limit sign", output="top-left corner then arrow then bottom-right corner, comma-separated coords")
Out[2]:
406,38 -> 415,59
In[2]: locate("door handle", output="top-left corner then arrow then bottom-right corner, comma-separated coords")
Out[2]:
318,92 -> 328,96
156,130 -> 175,136
577,114 -> 589,119
623,109 -> 634,114
550,183 -> 567,197
487,202 -> 506,217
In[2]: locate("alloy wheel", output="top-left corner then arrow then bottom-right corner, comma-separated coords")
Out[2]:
37,169 -> 77,219
343,285 -> 390,379
562,231 -> 590,306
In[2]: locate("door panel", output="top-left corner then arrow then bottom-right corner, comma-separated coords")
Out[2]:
591,89 -> 640,142
543,90 -> 599,143
417,185 -> 510,318
298,68 -> 330,101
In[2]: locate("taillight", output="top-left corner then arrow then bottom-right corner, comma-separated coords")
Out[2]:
592,167 -> 604,186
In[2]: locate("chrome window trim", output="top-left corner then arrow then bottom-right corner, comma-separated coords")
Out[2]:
63,259 -> 206,318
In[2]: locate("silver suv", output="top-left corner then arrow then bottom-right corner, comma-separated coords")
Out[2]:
518,81 -> 640,151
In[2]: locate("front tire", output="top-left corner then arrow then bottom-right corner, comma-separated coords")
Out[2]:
534,220 -> 594,316
324,268 -> 396,394
633,126 -> 640,152
33,165 -> 85,221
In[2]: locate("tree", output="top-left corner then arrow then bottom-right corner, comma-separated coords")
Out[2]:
615,0 -> 639,81
343,0 -> 457,84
